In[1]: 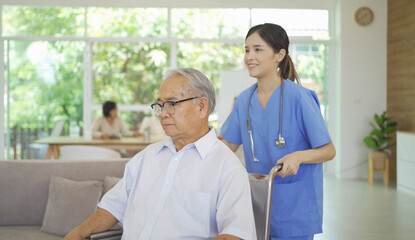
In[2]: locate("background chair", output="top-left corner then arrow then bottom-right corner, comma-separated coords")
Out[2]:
60,145 -> 121,160
28,119 -> 67,159
50,119 -> 66,137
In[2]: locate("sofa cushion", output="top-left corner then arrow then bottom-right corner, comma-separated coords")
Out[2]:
0,226 -> 62,240
41,176 -> 103,236
0,159 -> 128,226
104,176 -> 122,194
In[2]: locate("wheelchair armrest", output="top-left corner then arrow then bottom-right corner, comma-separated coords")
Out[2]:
86,229 -> 123,240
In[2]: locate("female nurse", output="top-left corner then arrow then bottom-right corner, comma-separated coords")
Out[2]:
221,23 -> 336,240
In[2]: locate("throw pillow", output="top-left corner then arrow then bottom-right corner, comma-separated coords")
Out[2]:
104,176 -> 121,194
41,176 -> 103,236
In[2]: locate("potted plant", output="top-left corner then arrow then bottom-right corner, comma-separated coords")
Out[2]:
363,111 -> 397,170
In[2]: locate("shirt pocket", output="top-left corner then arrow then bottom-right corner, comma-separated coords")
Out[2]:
171,188 -> 211,237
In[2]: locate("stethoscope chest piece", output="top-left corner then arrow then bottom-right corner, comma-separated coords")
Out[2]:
275,136 -> 285,148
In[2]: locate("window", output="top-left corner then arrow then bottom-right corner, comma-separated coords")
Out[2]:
87,8 -> 168,37
92,42 -> 170,105
251,9 -> 329,39
172,9 -> 250,39
292,43 -> 329,120
1,6 -> 331,159
3,6 -> 85,37
177,42 -> 244,89
4,40 -> 84,159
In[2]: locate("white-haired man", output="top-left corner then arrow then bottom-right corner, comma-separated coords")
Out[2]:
64,68 -> 256,240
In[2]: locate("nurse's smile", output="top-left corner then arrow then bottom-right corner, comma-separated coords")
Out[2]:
247,63 -> 258,69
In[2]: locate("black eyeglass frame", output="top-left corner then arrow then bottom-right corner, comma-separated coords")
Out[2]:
150,96 -> 201,116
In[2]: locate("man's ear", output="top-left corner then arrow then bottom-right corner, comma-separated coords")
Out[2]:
198,96 -> 210,118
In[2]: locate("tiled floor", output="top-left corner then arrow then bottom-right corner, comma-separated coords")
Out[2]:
314,177 -> 415,240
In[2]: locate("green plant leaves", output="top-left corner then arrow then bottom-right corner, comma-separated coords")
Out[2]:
384,126 -> 396,134
364,111 -> 397,152
370,129 -> 381,138
381,111 -> 386,121
364,137 -> 378,150
379,138 -> 389,147
387,122 -> 397,127
374,114 -> 382,128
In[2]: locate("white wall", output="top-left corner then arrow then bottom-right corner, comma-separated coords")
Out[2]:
334,0 -> 387,179
217,70 -> 256,127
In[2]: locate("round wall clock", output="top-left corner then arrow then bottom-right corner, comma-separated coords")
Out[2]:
355,7 -> 374,26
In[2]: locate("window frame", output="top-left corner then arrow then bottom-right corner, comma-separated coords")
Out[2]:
0,5 -> 335,160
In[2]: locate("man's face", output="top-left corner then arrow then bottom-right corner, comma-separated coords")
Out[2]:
157,75 -> 201,141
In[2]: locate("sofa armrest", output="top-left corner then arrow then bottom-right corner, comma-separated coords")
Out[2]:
87,229 -> 123,240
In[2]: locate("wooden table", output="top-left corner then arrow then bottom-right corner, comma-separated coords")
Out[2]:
35,136 -> 167,159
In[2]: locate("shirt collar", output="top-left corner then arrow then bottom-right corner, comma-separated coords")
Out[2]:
156,127 -> 217,160
193,127 -> 217,160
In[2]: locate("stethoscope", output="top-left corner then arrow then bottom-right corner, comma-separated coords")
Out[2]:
247,80 -> 285,163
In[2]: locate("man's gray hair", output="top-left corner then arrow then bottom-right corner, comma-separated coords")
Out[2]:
164,68 -> 216,113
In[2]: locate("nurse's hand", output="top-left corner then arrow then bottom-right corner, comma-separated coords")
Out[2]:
275,151 -> 302,177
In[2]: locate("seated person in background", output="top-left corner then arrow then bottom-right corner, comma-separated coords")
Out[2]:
92,101 -> 139,139
64,68 -> 256,240
138,113 -> 166,136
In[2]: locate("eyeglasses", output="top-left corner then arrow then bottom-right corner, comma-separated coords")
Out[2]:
150,96 -> 200,116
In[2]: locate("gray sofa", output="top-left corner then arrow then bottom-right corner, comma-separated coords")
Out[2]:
0,159 -> 128,240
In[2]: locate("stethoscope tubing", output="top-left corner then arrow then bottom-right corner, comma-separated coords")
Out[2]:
247,80 -> 285,163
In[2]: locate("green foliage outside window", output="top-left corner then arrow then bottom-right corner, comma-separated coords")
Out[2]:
3,6 -> 84,36
6,41 -> 84,128
3,6 -> 328,130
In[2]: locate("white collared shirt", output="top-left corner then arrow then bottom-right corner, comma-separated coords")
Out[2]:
98,128 -> 257,240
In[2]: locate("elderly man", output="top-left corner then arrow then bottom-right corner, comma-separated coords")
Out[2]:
64,68 -> 256,240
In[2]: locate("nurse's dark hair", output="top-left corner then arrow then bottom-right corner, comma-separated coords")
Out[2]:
103,101 -> 117,117
246,23 -> 300,84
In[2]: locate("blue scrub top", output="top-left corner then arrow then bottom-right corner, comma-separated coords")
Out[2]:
221,80 -> 332,238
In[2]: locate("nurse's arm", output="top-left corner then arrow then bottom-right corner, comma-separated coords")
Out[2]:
276,142 -> 336,177
219,136 -> 240,152
298,142 -> 336,164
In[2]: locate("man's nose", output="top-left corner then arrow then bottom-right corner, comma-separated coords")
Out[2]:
159,106 -> 170,118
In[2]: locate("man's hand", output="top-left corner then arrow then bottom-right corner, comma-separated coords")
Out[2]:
213,234 -> 242,240
275,151 -> 302,178
64,208 -> 118,240
63,227 -> 85,240
102,133 -> 110,139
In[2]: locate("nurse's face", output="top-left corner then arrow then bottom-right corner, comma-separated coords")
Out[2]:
157,75 -> 202,142
244,32 -> 281,79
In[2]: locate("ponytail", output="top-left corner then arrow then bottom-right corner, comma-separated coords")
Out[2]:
279,54 -> 300,84
246,23 -> 301,84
